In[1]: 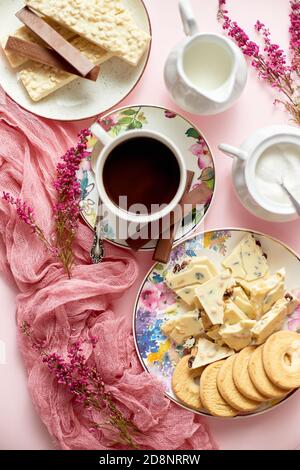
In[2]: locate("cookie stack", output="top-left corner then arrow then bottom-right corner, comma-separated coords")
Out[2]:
173,330 -> 300,417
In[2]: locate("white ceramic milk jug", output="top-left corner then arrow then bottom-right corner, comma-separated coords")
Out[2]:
164,0 -> 248,115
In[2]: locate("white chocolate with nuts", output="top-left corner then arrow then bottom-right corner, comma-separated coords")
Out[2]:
26,0 -> 151,66
18,37 -> 112,101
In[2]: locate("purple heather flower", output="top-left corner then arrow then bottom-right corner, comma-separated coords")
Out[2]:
2,192 -> 36,231
218,0 -> 295,99
53,129 -> 91,234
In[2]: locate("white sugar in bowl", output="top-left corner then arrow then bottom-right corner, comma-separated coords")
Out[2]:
219,126 -> 300,222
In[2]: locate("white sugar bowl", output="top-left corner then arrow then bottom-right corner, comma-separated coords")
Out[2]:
219,126 -> 300,222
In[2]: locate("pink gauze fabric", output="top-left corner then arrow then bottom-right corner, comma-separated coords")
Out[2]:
0,88 -> 216,450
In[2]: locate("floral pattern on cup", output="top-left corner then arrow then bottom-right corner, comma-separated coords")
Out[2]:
98,107 -> 148,137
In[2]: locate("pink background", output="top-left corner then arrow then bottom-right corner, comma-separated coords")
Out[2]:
1,0 -> 300,450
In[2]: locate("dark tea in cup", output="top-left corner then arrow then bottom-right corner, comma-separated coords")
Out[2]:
102,136 -> 181,214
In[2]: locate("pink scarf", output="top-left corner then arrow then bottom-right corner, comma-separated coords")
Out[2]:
0,89 -> 216,450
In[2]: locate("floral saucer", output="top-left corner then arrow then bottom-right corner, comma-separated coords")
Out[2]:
78,105 -> 215,250
133,228 -> 300,417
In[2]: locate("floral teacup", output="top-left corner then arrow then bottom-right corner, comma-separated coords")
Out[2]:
90,123 -> 187,225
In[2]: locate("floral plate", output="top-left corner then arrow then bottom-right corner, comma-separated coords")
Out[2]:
133,229 -> 300,417
78,105 -> 215,250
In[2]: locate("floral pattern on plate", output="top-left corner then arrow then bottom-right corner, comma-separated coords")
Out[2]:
77,105 -> 215,250
134,229 -> 300,416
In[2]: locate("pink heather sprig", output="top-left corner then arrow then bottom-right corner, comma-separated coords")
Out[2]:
53,128 -> 91,277
2,129 -> 91,277
2,192 -> 56,254
290,0 -> 300,72
21,322 -> 139,449
218,0 -> 300,124
2,192 -> 36,229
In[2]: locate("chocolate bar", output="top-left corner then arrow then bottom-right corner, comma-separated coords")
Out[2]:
126,184 -> 213,251
153,171 -> 194,264
1,20 -> 76,69
16,7 -> 96,77
19,37 -> 112,102
5,36 -> 100,81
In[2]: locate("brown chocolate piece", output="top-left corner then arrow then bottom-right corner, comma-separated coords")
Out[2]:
153,170 -> 194,264
126,183 -> 212,251
5,36 -> 100,81
16,6 -> 95,77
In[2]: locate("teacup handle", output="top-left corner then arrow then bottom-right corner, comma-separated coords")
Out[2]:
90,122 -> 113,171
90,122 -> 113,147
179,0 -> 198,36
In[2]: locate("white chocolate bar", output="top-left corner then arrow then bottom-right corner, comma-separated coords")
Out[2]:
222,234 -> 269,282
192,337 -> 234,369
161,311 -> 204,345
26,0 -> 151,66
1,20 -> 76,69
19,36 -> 112,101
195,270 -> 236,325
219,320 -> 255,351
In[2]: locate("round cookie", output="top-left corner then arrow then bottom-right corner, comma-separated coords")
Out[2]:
172,355 -> 203,410
248,345 -> 289,399
263,331 -> 300,390
217,355 -> 259,413
233,347 -> 267,402
200,360 -> 238,417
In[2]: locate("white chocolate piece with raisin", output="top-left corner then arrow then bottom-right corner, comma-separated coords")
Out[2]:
239,269 -> 285,319
194,270 -> 236,325
251,295 -> 299,345
191,337 -> 234,369
222,234 -> 269,282
231,286 -> 255,319
224,299 -> 248,325
161,311 -> 203,345
220,320 -> 256,351
166,257 -> 218,290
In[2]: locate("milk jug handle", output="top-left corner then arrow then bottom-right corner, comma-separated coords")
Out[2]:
179,0 -> 198,36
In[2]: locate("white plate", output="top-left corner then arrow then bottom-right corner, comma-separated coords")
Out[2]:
0,0 -> 151,121
78,104 -> 216,250
133,228 -> 300,417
